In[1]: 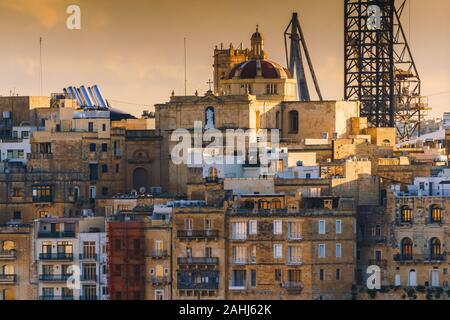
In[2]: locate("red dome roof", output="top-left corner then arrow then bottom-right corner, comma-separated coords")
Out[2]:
226,60 -> 291,80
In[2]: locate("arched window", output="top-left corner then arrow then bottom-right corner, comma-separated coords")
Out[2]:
401,206 -> 412,223
73,187 -> 80,202
288,111 -> 299,134
272,199 -> 282,209
258,200 -> 270,210
208,167 -> 218,180
430,238 -> 441,259
205,107 -> 215,129
430,205 -> 442,224
401,238 -> 413,260
408,269 -> 417,287
382,139 -> 391,146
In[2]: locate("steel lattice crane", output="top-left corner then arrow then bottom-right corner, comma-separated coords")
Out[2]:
284,12 -> 323,102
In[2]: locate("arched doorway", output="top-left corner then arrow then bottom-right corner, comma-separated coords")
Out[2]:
133,168 -> 149,191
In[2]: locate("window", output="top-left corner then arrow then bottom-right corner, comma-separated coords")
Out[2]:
133,239 -> 141,249
83,241 -> 96,259
32,185 -> 53,202
318,220 -> 326,234
232,222 -> 247,240
430,238 -> 441,260
89,164 -> 98,181
336,220 -> 342,234
375,224 -> 381,237
250,270 -> 257,288
204,218 -> 211,230
155,289 -> 164,300
401,238 -> 413,260
288,222 -> 301,240
88,122 -> 94,132
318,244 -> 326,258
430,205 -> 442,223
231,270 -> 246,288
288,110 -> 299,133
13,211 -> 21,220
232,246 -> 247,264
273,244 -> 283,259
7,150 -> 24,160
89,143 -> 96,152
101,143 -> 108,152
102,124 -> 107,132
401,206 -> 412,223
249,220 -> 257,235
275,269 -> 282,282
101,187 -> 108,197
273,220 -> 282,235
266,83 -> 278,95
336,269 -> 341,281
287,246 -> 301,264
115,164 -> 120,174
319,269 -> 325,281
184,219 -> 193,230
102,164 -> 108,173
336,243 -> 342,258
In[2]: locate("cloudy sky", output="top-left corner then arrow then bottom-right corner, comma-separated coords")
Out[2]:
0,0 -> 448,118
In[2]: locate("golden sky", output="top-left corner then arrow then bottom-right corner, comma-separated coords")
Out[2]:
0,0 -> 449,118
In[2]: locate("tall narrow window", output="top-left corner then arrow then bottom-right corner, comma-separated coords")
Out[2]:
288,110 -> 299,133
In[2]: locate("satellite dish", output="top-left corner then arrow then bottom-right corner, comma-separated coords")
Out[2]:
139,187 -> 146,194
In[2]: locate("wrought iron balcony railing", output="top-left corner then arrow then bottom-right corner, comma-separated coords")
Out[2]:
177,282 -> 219,290
37,231 -> 76,238
0,250 -> 17,259
79,253 -> 98,261
0,274 -> 17,283
39,295 -> 74,301
177,229 -> 219,240
151,250 -> 169,259
178,257 -> 219,265
39,253 -> 74,260
39,274 -> 71,282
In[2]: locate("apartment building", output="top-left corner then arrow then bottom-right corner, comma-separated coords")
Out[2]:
145,204 -> 172,300
107,217 -> 146,300
34,218 -> 79,300
171,201 -> 226,300
0,223 -> 35,300
226,194 -> 356,300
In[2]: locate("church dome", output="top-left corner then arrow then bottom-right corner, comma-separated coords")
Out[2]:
226,59 -> 292,80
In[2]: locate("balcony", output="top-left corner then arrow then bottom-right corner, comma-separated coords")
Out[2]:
39,253 -> 74,261
151,276 -> 171,285
32,196 -> 53,203
39,295 -> 74,301
0,250 -> 17,260
178,282 -> 219,290
426,218 -> 443,226
151,250 -> 169,259
178,257 -> 219,266
287,233 -> 303,241
39,274 -> 71,282
79,253 -> 98,261
368,259 -> 388,268
37,231 -> 76,238
0,274 -> 17,284
396,219 -> 413,227
393,254 -> 414,263
231,234 -> 247,241
286,257 -> 303,266
80,274 -> 98,282
231,257 -> 247,265
424,255 -> 446,263
177,229 -> 219,241
228,281 -> 246,291
281,281 -> 303,294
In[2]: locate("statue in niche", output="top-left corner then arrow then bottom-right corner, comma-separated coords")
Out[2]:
205,107 -> 215,130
